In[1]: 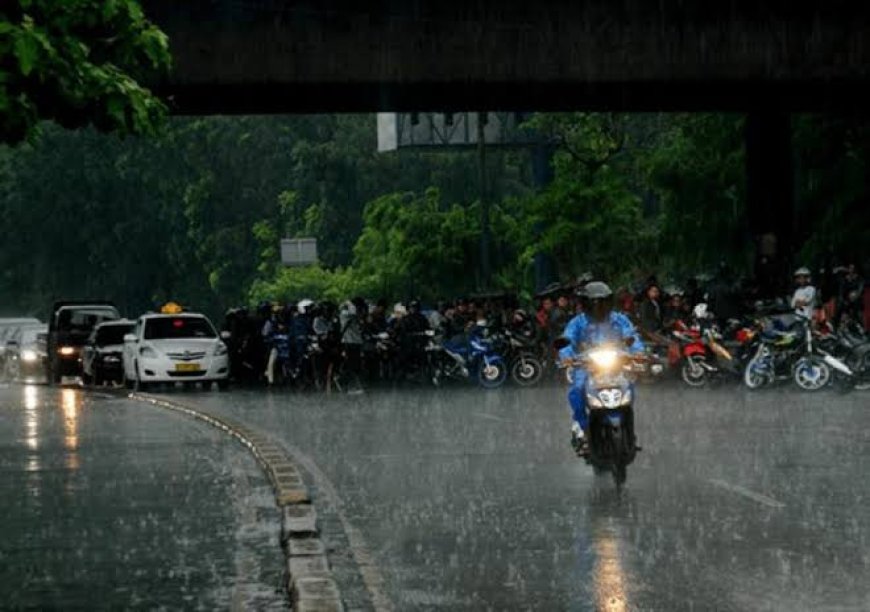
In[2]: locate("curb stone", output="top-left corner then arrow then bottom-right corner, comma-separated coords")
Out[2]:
128,392 -> 343,611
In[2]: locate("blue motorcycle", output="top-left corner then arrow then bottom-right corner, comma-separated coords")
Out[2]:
434,326 -> 508,389
557,339 -> 642,486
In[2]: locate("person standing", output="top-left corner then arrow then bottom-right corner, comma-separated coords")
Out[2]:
791,267 -> 817,320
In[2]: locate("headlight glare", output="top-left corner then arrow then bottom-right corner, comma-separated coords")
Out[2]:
589,348 -> 618,369
22,350 -> 38,362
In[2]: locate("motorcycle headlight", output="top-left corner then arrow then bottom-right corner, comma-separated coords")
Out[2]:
588,348 -> 618,370
214,343 -> 228,356
22,350 -> 38,363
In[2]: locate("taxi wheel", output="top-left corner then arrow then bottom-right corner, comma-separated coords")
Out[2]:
134,363 -> 150,392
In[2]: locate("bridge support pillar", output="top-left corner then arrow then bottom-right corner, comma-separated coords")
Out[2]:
745,111 -> 795,298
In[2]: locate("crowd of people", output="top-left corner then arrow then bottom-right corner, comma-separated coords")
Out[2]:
221,262 -> 868,393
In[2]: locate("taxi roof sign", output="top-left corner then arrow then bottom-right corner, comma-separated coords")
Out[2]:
160,302 -> 183,314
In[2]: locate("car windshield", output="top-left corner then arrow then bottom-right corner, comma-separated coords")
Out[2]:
57,308 -> 119,333
96,325 -> 133,346
20,327 -> 46,345
144,317 -> 216,340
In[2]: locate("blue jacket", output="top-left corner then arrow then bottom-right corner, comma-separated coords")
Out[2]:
558,311 -> 644,362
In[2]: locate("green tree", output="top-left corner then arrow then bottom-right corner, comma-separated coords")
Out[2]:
1,0 -> 170,143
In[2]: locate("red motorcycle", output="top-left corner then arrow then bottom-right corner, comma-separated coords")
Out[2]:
672,307 -> 758,387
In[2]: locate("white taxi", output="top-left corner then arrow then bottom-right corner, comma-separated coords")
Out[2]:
123,308 -> 229,391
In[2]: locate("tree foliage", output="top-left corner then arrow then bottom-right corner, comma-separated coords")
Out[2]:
0,0 -> 170,143
1,112 -> 868,319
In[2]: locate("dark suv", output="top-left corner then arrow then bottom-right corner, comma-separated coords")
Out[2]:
46,301 -> 120,384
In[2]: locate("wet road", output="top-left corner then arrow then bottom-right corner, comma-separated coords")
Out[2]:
0,384 -> 285,610
171,383 -> 870,611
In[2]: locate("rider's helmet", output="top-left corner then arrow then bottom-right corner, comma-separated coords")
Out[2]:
579,281 -> 614,324
692,303 -> 710,320
297,299 -> 314,315
793,266 -> 811,279
408,300 -> 421,313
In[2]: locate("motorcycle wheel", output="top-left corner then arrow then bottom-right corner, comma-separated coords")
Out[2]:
743,358 -> 768,390
680,357 -> 707,387
477,360 -> 507,389
510,354 -> 543,387
793,357 -> 832,391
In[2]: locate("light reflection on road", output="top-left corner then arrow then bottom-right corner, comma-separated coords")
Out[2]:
592,524 -> 628,612
23,384 -> 39,451
61,388 -> 82,474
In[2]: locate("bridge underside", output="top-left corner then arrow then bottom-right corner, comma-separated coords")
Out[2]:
142,1 -> 870,114
156,81 -> 869,115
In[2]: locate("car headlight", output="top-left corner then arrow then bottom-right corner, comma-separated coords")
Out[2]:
588,348 -> 618,369
139,346 -> 157,358
22,350 -> 38,363
214,343 -> 228,356
58,346 -> 76,356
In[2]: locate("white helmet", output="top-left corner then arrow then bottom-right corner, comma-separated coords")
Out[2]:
693,303 -> 710,320
794,266 -> 811,277
297,299 -> 314,314
392,302 -> 407,317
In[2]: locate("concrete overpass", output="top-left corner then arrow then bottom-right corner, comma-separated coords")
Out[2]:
142,0 -> 870,114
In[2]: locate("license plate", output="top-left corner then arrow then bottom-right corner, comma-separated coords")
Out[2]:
175,363 -> 201,372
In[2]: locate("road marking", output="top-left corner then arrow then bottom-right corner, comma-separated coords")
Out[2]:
707,478 -> 785,508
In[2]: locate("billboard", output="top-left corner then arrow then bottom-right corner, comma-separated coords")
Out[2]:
377,112 -> 539,152
280,238 -> 318,267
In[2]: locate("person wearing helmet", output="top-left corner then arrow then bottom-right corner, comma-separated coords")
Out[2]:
662,287 -> 689,330
791,267 -> 816,320
558,281 -> 644,456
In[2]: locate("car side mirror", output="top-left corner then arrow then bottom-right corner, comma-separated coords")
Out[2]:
552,337 -> 570,350
123,334 -> 137,343
220,330 -> 232,340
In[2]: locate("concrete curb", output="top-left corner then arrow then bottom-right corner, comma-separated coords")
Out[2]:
129,392 -> 343,612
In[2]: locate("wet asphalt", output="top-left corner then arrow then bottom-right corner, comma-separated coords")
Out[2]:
171,382 -> 870,612
0,384 -> 285,611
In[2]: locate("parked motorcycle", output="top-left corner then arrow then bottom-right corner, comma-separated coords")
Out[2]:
500,329 -> 544,387
555,337 -> 643,487
675,318 -> 758,387
433,326 -> 508,389
743,314 -> 833,391
816,323 -> 870,391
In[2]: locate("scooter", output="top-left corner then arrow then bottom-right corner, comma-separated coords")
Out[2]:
555,337 -> 643,487
676,320 -> 757,387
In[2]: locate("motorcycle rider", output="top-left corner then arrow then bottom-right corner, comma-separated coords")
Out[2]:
559,281 -> 644,456
790,267 -> 817,321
